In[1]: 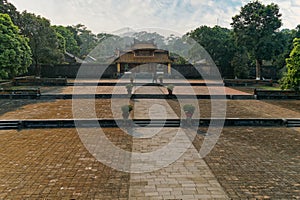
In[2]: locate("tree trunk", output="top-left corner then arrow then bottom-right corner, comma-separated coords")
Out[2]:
35,63 -> 41,77
256,59 -> 262,80
34,55 -> 41,77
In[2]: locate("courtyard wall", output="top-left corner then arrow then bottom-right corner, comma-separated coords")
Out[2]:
25,64 -> 277,79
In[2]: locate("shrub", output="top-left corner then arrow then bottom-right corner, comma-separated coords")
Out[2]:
126,84 -> 133,90
121,105 -> 133,113
166,84 -> 174,91
183,104 -> 195,113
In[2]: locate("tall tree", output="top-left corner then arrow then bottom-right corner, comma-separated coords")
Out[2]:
19,11 -> 64,75
231,1 -> 282,80
0,0 -> 20,26
231,48 -> 251,78
187,25 -> 236,77
273,29 -> 294,69
53,25 -> 80,56
55,31 -> 66,55
0,14 -> 32,79
66,25 -> 82,47
280,38 -> 300,92
133,31 -> 167,49
72,24 -> 98,59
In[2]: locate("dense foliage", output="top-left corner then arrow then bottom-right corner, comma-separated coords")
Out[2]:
53,25 -> 80,56
0,0 -> 300,81
19,11 -> 64,75
231,1 -> 282,79
0,0 -> 20,26
0,14 -> 31,79
280,38 -> 300,91
187,25 -> 236,77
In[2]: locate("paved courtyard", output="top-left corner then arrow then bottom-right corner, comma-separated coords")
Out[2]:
0,79 -> 299,199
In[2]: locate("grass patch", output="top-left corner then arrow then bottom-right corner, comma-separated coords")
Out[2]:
256,86 -> 281,90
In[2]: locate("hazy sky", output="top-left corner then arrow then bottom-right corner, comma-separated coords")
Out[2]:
9,0 -> 300,35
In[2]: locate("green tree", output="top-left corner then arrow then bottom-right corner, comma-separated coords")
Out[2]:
272,29 -> 295,71
72,24 -> 98,59
90,34 -> 122,63
166,35 -> 191,64
231,1 -> 282,80
231,48 -> 251,78
280,38 -> 300,92
55,31 -> 66,55
133,31 -> 167,49
274,26 -> 300,76
19,11 -> 64,75
0,14 -> 32,79
187,25 -> 236,77
53,25 -> 80,56
0,0 -> 20,26
66,25 -> 82,47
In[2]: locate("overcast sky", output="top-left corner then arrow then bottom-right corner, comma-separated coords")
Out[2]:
9,0 -> 300,35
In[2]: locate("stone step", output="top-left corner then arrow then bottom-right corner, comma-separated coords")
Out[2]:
286,120 -> 300,127
0,121 -> 19,130
134,123 -> 180,127
134,120 -> 180,127
0,122 -> 19,125
0,126 -> 18,130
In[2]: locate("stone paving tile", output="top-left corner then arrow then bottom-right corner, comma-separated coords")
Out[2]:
3,95 -> 299,121
193,127 -> 300,199
1,79 -> 300,199
172,86 -> 249,95
0,128 -> 132,199
133,99 -> 180,119
168,99 -> 300,118
129,128 -> 229,199
43,85 -> 248,95
68,79 -> 207,84
263,100 -> 300,114
0,99 -> 131,119
128,85 -> 228,199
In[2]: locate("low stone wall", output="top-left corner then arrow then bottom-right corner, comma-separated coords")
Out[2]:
224,79 -> 273,86
25,64 -> 279,80
171,64 -> 202,79
0,81 -> 12,88
41,64 -> 117,78
27,64 -> 205,79
13,76 -> 67,86
1,118 -> 299,130
255,89 -> 300,100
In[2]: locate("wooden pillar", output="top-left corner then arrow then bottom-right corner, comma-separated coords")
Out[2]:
117,63 -> 121,73
168,63 -> 171,75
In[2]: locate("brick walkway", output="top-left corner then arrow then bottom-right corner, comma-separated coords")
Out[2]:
195,127 -> 300,199
129,128 -> 229,199
43,78 -> 249,95
128,86 -> 228,199
0,128 -> 131,199
43,85 -> 248,95
2,99 -> 300,120
1,79 -> 300,199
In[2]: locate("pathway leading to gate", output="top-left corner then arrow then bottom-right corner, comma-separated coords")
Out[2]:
129,85 -> 229,199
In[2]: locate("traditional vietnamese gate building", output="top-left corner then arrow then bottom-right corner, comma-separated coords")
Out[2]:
114,39 -> 173,76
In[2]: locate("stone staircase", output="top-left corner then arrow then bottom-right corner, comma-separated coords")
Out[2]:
0,121 -> 19,130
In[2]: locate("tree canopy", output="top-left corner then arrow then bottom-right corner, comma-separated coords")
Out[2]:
187,25 -> 236,77
0,13 -> 32,79
53,25 -> 80,56
280,38 -> 300,91
19,11 -> 64,75
0,0 -> 300,80
0,0 -> 20,26
71,24 -> 98,59
231,1 -> 282,79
